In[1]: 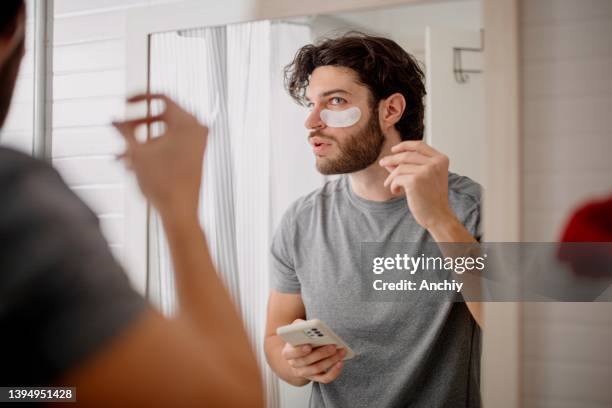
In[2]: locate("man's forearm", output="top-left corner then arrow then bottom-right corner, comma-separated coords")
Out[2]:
161,212 -> 241,333
264,335 -> 310,387
160,211 -> 263,392
427,211 -> 476,244
427,213 -> 483,327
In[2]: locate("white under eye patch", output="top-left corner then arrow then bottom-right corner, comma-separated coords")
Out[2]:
320,106 -> 361,128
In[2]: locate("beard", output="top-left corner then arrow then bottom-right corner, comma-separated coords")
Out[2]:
0,36 -> 24,130
312,107 -> 385,175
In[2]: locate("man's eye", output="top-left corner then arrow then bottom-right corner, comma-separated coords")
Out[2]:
305,102 -> 314,110
330,97 -> 346,105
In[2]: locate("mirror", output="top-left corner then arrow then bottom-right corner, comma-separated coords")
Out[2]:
146,1 -> 484,407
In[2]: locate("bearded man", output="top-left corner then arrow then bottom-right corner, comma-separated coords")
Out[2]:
264,33 -> 482,408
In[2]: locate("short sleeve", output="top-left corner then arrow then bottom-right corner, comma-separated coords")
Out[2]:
269,206 -> 301,294
464,202 -> 482,242
448,173 -> 483,242
0,152 -> 148,385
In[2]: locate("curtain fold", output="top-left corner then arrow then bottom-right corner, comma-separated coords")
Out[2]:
226,20 -> 278,407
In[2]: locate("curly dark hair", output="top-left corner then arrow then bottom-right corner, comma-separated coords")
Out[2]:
284,32 -> 426,141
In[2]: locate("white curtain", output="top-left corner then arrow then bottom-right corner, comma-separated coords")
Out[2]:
148,21 -> 314,408
225,21 -> 278,406
149,27 -> 241,317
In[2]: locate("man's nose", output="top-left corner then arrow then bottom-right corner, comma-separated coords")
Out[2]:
304,107 -> 326,130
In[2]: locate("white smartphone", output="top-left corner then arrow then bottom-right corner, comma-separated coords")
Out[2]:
276,319 -> 355,360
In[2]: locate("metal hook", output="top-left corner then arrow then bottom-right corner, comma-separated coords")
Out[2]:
453,29 -> 485,84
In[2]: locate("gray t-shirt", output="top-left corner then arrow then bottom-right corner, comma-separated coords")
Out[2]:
0,147 -> 147,386
271,174 -> 482,408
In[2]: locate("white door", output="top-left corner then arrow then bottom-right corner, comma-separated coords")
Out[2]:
425,26 -> 485,189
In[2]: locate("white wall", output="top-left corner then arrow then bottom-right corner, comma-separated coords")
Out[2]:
425,27 -> 484,186
520,0 -> 612,406
330,0 -> 482,63
51,0 -> 184,264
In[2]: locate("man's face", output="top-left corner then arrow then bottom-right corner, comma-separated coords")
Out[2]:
304,66 -> 385,175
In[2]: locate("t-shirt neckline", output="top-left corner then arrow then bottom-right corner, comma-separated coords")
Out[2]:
342,175 -> 407,212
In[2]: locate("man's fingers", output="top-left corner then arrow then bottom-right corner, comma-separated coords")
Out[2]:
127,93 -> 170,104
115,151 -> 134,170
115,151 -> 129,161
112,113 -> 167,149
122,93 -> 205,138
114,114 -> 165,128
112,121 -> 139,149
389,174 -> 413,195
390,140 -> 438,157
126,93 -> 184,117
282,343 -> 312,360
307,360 -> 344,384
383,164 -> 420,188
296,348 -> 346,377
291,345 -> 337,368
379,151 -> 428,168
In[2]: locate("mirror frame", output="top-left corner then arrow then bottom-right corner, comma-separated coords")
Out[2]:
124,1 -> 522,406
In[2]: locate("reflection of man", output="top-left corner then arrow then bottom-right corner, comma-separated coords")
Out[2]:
264,34 -> 482,407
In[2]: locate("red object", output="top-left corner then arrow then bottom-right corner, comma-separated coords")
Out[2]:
560,196 -> 612,242
558,196 -> 612,278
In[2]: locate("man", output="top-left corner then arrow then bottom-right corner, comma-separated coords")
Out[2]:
0,1 -> 263,405
264,34 -> 482,407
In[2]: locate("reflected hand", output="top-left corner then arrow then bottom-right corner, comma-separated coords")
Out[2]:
113,93 -> 208,219
379,140 -> 456,231
281,327 -> 346,384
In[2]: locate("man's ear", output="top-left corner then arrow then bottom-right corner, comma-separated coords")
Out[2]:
0,6 -> 26,67
379,93 -> 406,130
